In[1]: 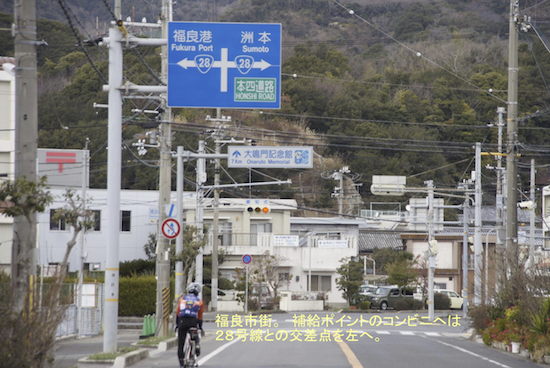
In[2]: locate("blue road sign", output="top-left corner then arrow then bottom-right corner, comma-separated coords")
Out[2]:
227,146 -> 313,168
168,22 -> 281,109
242,254 -> 252,264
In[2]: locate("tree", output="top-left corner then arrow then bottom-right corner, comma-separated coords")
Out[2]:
0,180 -> 93,368
172,225 -> 207,293
336,257 -> 364,306
385,257 -> 418,289
234,251 -> 289,310
371,248 -> 414,275
143,232 -> 158,260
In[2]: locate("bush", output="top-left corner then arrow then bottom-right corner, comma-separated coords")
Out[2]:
219,277 -> 234,290
359,300 -> 371,310
120,259 -> 155,277
468,304 -> 493,333
119,275 -> 175,316
434,293 -> 451,310
394,298 -> 423,311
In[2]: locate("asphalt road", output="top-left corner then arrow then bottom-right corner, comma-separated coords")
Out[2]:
127,311 -> 541,368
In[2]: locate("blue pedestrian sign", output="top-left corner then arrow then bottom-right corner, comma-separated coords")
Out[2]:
168,22 -> 281,109
227,146 -> 313,168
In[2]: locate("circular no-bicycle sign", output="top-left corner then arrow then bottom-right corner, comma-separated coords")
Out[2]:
242,254 -> 252,264
161,218 -> 181,239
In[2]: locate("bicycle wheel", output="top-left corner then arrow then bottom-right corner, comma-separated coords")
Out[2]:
183,335 -> 191,368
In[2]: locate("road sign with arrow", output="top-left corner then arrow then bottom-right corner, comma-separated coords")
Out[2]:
168,22 -> 281,109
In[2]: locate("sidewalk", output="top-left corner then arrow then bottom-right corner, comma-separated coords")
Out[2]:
53,330 -> 141,368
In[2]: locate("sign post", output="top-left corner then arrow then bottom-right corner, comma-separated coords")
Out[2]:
242,254 -> 252,313
168,22 -> 281,109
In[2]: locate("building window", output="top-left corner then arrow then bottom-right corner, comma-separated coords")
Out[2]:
307,275 -> 331,292
120,210 -> 131,232
49,209 -> 66,231
278,272 -> 290,282
91,210 -> 101,231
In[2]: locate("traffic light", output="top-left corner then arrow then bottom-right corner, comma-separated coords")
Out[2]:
246,206 -> 270,214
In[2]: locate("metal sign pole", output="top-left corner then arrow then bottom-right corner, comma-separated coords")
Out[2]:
245,265 -> 249,314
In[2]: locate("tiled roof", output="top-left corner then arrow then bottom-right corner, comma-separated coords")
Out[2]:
358,231 -> 404,252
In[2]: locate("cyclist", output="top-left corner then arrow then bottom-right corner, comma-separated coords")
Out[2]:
176,282 -> 204,367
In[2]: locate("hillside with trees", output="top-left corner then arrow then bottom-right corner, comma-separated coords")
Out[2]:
1,0 -> 550,216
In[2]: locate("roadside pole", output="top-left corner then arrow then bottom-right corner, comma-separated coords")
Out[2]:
474,143 -> 483,306
426,180 -> 435,322
175,146 -> 184,303
155,0 -> 172,337
104,21 -> 123,353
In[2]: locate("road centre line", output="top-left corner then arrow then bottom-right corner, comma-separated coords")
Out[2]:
335,335 -> 364,368
429,338 -> 513,368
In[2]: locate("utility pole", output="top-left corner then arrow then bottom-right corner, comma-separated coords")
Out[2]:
175,146 -> 184,306
104,5 -> 123,352
78,139 -> 89,337
474,142 -> 483,306
461,180 -> 470,318
426,180 -> 435,322
155,0 -> 172,337
496,107 -> 505,256
195,141 -> 205,288
12,0 -> 38,314
506,0 -> 519,263
209,111 -> 230,312
529,159 -> 536,268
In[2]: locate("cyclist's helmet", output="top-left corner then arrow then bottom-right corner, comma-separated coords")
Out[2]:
188,282 -> 201,296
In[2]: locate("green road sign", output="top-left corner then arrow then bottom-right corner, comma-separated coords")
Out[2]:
234,78 -> 277,102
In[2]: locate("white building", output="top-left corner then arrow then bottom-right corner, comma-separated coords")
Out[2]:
0,58 -> 16,274
38,189 -> 178,272
38,190 -> 358,306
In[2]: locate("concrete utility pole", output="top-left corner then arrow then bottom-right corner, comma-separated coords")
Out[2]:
506,0 -> 519,261
175,146 -> 184,305
12,0 -> 38,313
461,180 -> 470,318
474,142 -> 483,306
195,141 -> 206,288
104,12 -> 123,352
209,110 -> 227,312
529,159 -> 536,268
78,139 -> 89,337
426,180 -> 435,322
155,0 -> 172,337
496,107 -> 506,257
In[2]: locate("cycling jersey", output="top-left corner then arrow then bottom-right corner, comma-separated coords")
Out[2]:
176,294 -> 204,320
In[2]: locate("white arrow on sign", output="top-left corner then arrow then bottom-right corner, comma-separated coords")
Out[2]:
176,48 -> 272,92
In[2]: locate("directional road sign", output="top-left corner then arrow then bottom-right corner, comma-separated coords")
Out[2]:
168,22 -> 281,109
161,218 -> 181,239
227,146 -> 313,168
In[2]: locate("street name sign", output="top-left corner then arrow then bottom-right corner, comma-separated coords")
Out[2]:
168,22 -> 281,109
227,146 -> 313,168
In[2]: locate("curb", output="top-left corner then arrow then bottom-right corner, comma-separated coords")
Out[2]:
78,348 -> 149,368
113,348 -> 149,368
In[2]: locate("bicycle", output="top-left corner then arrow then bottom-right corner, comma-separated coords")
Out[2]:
181,327 -> 200,368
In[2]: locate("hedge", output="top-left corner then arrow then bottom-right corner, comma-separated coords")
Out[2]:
118,275 -> 175,316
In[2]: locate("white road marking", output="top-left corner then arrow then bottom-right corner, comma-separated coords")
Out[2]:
430,338 -> 513,368
198,337 -> 242,365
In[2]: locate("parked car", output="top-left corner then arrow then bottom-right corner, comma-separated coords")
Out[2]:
366,286 -> 413,310
236,284 -> 274,309
434,289 -> 463,309
218,289 -> 237,301
358,284 -> 378,296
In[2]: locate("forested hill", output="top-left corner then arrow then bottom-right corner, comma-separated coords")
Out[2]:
1,0 -> 550,217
